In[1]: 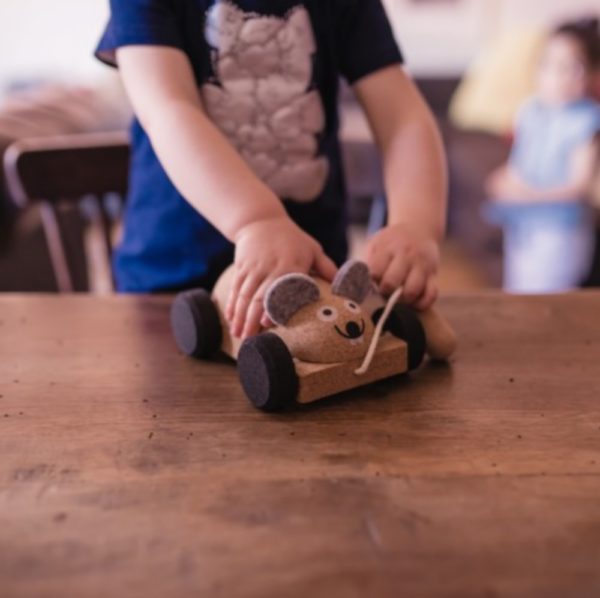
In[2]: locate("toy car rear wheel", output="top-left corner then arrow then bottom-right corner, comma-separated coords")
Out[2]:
374,305 -> 426,371
170,289 -> 222,359
237,333 -> 298,412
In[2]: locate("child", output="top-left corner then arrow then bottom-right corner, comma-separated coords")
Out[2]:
486,18 -> 600,294
96,0 -> 447,338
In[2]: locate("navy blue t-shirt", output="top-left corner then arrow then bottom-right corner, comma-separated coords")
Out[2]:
96,0 -> 402,292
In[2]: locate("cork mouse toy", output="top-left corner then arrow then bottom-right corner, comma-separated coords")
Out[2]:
171,260 -> 457,411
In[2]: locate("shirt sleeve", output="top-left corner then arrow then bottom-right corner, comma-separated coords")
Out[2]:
334,0 -> 403,85
95,0 -> 183,67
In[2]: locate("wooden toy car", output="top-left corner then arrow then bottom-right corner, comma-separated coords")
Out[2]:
171,261 -> 457,411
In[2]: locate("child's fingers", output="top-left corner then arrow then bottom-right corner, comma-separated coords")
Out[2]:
260,314 -> 274,329
365,248 -> 390,284
242,277 -> 275,338
242,296 -> 266,339
226,269 -> 246,321
232,296 -> 251,338
314,251 -> 337,281
232,274 -> 262,337
402,266 -> 427,305
414,277 -> 438,311
380,256 -> 410,296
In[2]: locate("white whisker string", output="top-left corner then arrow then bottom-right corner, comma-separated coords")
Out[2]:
354,287 -> 404,376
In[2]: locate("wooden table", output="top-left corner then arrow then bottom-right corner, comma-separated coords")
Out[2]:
1,293 -> 599,598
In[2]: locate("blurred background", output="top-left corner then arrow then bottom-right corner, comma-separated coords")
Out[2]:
0,0 -> 599,294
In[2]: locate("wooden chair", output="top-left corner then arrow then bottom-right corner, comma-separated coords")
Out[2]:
3,132 -> 130,292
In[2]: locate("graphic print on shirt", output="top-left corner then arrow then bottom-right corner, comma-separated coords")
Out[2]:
201,1 -> 329,202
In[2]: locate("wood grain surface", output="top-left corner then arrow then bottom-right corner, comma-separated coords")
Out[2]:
1,293 -> 599,598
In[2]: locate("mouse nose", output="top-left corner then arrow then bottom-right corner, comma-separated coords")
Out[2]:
345,321 -> 362,339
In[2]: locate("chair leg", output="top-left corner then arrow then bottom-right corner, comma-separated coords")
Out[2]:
85,198 -> 115,294
39,201 -> 74,293
98,198 -> 116,292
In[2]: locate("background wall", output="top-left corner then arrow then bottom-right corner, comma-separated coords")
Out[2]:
0,0 -> 109,89
0,0 -> 598,90
499,0 -> 600,28
383,0 -> 600,75
382,0 -> 498,76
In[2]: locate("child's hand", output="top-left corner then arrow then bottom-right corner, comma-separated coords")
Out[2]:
227,216 -> 337,339
364,223 -> 440,310
486,167 -> 532,201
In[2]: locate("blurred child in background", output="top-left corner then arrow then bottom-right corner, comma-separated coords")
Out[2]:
486,18 -> 600,293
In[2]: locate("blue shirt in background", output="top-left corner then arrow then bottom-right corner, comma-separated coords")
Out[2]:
96,0 -> 403,292
511,97 -> 600,189
486,96 -> 600,230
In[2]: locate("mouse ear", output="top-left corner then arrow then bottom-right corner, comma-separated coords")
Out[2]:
264,274 -> 320,326
332,261 -> 371,304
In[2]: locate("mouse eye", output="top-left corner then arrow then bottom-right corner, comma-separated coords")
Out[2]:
317,306 -> 338,322
344,300 -> 360,314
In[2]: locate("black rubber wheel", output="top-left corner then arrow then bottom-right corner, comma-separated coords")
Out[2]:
170,289 -> 222,359
373,304 -> 426,371
237,333 -> 298,412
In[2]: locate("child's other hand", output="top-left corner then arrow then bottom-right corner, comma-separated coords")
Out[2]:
486,167 -> 508,198
364,223 -> 440,311
227,217 -> 337,339
486,167 -> 532,201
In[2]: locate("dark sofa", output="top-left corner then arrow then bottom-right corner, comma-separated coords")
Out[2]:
343,77 -> 508,286
416,78 -> 508,285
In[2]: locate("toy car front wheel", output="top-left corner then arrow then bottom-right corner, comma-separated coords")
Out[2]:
374,304 -> 426,371
237,333 -> 298,412
170,289 -> 222,359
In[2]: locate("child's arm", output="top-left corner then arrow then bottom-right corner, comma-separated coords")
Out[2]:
354,65 -> 448,310
116,47 -> 336,338
488,141 -> 599,203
